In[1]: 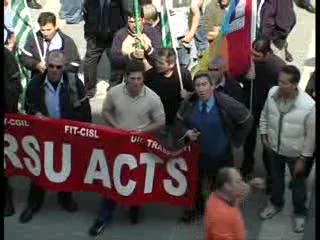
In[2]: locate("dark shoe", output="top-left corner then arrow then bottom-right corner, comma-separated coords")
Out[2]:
27,0 -> 42,9
301,3 -> 316,13
180,209 -> 197,223
129,206 -> 140,225
19,206 -> 39,223
285,49 -> 294,62
88,219 -> 109,237
58,195 -> 78,212
4,187 -> 15,217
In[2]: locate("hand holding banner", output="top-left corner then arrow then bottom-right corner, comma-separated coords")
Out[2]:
4,114 -> 200,208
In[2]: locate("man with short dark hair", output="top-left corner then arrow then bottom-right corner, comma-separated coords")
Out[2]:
259,65 -> 315,233
176,72 -> 253,222
145,48 -> 194,128
88,60 -> 165,236
240,37 -> 285,184
109,9 -> 162,88
20,51 -> 91,224
20,12 -> 80,78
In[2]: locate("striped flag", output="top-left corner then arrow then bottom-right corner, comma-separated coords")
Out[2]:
160,0 -> 173,48
11,0 -> 34,52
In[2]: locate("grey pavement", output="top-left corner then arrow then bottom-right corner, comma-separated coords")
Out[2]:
5,1 -> 316,240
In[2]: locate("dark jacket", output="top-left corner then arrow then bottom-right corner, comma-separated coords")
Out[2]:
216,73 -> 245,104
260,0 -> 296,48
252,54 -> 285,117
110,25 -> 162,70
83,0 -> 127,41
20,30 -> 81,77
24,71 -> 91,123
4,47 -> 23,113
145,67 -> 194,125
175,91 -> 253,148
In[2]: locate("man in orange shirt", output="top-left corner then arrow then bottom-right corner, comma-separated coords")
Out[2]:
205,167 -> 265,240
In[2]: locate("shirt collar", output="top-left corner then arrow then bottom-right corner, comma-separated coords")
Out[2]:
215,75 -> 226,89
44,75 -> 64,90
198,96 -> 215,112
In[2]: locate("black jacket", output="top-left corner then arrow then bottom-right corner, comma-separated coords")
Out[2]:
83,0 -> 127,41
175,91 -> 253,148
24,72 -> 91,123
260,0 -> 296,48
20,30 -> 81,77
216,73 -> 245,104
4,47 -> 23,113
145,67 -> 194,125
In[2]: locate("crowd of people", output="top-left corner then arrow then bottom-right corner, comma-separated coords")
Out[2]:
4,0 -> 315,239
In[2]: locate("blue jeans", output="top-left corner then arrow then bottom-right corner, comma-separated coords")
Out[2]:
268,150 -> 308,216
176,38 -> 191,69
194,12 -> 209,54
59,0 -> 83,24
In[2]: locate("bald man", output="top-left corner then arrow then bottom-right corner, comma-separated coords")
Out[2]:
205,167 -> 265,240
208,56 -> 245,103
21,50 -> 92,224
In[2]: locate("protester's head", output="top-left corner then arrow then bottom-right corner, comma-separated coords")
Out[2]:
155,48 -> 176,74
278,65 -> 300,98
127,8 -> 144,33
124,60 -> 145,97
38,12 -> 57,41
215,167 -> 249,199
193,72 -> 215,101
208,56 -> 226,82
252,37 -> 272,62
142,4 -> 158,26
46,50 -> 65,82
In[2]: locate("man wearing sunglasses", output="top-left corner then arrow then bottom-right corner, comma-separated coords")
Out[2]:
20,51 -> 91,224
208,56 -> 244,104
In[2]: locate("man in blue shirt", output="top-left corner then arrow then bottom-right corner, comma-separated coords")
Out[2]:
20,50 -> 91,224
175,72 -> 253,223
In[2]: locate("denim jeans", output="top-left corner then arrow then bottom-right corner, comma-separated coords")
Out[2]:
268,150 -> 307,216
176,38 -> 191,69
194,11 -> 209,54
59,0 -> 83,24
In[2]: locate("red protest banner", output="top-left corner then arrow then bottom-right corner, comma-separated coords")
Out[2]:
4,113 -> 200,208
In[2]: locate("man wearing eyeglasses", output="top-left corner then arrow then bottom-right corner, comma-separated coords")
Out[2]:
208,56 -> 244,104
20,51 -> 92,224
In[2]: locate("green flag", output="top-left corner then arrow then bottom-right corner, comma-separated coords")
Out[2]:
11,0 -> 34,100
160,0 -> 173,48
133,0 -> 142,49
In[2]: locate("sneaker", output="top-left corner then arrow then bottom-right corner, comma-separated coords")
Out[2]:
260,202 -> 281,220
293,217 -> 305,233
88,219 -> 109,236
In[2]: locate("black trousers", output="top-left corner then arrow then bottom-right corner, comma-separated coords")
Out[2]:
267,150 -> 308,216
83,37 -> 112,93
26,182 -> 73,209
194,149 -> 234,212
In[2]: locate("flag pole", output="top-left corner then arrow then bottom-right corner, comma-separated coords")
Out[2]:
23,0 -> 44,62
163,0 -> 184,92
